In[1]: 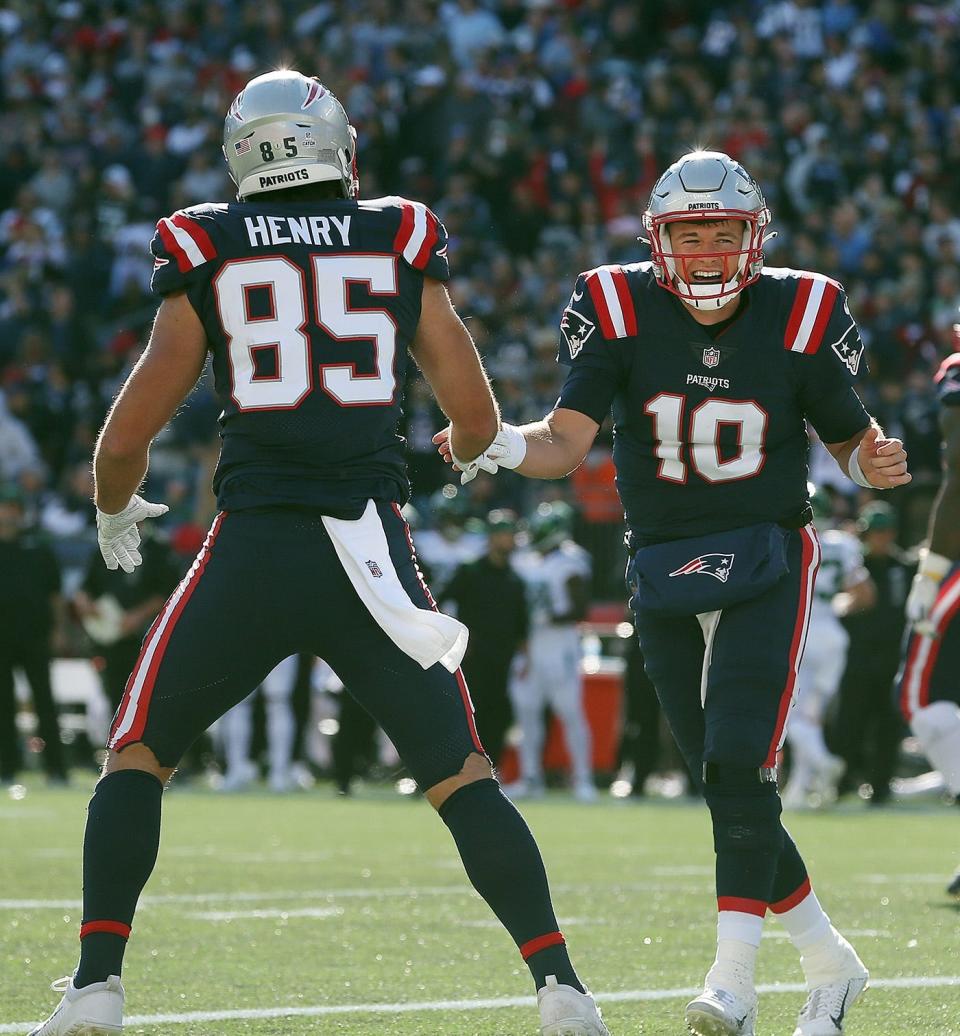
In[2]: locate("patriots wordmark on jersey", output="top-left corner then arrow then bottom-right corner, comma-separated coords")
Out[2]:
555,262 -> 870,545
150,197 -> 448,516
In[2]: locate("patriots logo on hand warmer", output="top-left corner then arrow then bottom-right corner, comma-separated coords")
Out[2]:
669,553 -> 735,583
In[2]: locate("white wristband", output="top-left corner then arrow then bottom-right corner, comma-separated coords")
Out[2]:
494,422 -> 528,470
847,445 -> 873,489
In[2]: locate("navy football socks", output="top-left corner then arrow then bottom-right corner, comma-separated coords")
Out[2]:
74,769 -> 163,988
439,778 -> 585,992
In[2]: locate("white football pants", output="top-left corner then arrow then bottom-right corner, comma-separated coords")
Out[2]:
510,626 -> 592,787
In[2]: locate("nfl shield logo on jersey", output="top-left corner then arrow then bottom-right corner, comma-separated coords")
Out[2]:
702,347 -> 720,368
669,552 -> 735,583
365,559 -> 384,578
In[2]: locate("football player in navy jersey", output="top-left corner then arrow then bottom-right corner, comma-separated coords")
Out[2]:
29,72 -> 609,1036
438,151 -> 911,1036
897,347 -> 960,899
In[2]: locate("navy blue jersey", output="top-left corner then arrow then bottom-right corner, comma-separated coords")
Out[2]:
150,196 -> 449,516
935,352 -> 960,408
555,262 -> 870,544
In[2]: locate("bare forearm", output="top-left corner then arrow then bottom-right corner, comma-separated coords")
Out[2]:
94,443 -> 149,514
449,410 -> 498,465
928,473 -> 960,561
515,419 -> 588,479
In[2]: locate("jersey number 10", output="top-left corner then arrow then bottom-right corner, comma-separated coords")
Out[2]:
214,254 -> 398,410
644,392 -> 768,483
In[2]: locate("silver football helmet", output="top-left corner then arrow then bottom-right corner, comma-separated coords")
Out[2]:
642,150 -> 771,310
223,70 -> 358,200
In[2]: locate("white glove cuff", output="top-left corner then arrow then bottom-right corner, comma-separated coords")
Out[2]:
918,548 -> 952,581
494,423 -> 527,470
847,445 -> 873,489
449,445 -> 483,472
98,497 -> 138,522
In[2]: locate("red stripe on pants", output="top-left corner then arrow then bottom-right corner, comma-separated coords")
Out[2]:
109,513 -> 226,751
764,526 -> 819,767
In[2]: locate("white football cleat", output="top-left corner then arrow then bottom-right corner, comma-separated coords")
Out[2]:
793,972 -> 868,1035
685,985 -> 757,1035
28,975 -> 124,1035
537,975 -> 610,1036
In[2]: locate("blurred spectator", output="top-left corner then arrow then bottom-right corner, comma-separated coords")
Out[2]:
73,525 -> 180,713
831,501 -> 912,804
0,487 -> 67,784
440,508 -> 528,769
0,0 -> 953,611
0,388 -> 41,481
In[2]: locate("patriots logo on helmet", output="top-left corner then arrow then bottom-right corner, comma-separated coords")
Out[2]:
830,322 -> 864,376
560,308 -> 595,359
669,553 -> 735,583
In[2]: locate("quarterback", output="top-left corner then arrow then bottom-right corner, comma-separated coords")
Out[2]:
438,151 -> 910,1036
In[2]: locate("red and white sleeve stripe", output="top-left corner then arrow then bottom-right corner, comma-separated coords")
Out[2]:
784,272 -> 841,354
584,266 -> 638,339
393,201 -> 439,270
156,212 -> 218,274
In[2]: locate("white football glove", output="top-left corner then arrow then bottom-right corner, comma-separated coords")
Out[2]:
905,548 -> 952,630
96,495 -> 169,573
454,423 -> 528,485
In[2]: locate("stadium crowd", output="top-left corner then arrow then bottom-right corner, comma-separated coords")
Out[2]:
0,0 -> 956,810
0,0 -> 956,588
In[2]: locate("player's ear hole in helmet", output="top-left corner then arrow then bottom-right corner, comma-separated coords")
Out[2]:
642,150 -> 773,311
223,69 -> 359,202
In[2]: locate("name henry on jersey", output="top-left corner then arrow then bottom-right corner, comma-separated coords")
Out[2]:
244,213 -> 352,248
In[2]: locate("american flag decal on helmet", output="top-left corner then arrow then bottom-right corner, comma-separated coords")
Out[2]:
234,137 -> 252,155
669,553 -> 735,583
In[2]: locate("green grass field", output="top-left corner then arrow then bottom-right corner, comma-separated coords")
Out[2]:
1,780 -> 957,1035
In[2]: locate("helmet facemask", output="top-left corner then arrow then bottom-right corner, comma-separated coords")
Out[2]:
646,211 -> 768,309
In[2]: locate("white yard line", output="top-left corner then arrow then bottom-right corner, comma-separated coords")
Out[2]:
189,907 -> 343,921
3,976 -> 958,1033
764,929 -> 891,940
0,880 -> 704,912
862,873 -> 950,884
